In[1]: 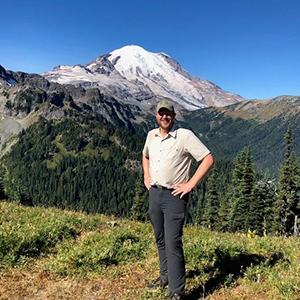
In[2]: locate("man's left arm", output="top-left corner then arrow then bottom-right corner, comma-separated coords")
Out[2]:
171,153 -> 214,198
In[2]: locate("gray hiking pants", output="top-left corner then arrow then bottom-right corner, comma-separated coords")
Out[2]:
148,186 -> 188,296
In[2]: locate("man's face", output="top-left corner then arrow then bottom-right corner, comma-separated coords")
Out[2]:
156,108 -> 176,131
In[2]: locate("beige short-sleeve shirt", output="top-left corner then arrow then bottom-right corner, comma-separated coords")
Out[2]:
143,127 -> 210,188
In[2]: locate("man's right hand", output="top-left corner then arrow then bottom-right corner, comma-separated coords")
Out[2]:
144,177 -> 151,190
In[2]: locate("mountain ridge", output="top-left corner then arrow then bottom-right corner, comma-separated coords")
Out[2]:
42,45 -> 245,111
1,62 -> 299,175
184,95 -> 300,174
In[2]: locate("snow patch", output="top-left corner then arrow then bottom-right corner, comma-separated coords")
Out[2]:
41,45 -> 245,110
7,78 -> 17,86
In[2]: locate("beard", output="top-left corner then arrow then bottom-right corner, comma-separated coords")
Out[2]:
157,117 -> 174,131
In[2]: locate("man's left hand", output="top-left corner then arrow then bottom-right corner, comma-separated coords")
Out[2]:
171,182 -> 193,199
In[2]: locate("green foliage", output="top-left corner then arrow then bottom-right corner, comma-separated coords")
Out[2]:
201,167 -> 221,230
5,100 -> 13,109
1,110 -> 299,238
131,174 -> 148,221
255,172 -> 277,235
184,228 -> 300,299
0,201 -> 102,267
49,229 -> 150,277
0,165 -> 6,199
187,159 -> 233,225
0,201 -> 151,276
1,201 -> 300,299
186,105 -> 300,176
273,126 -> 300,235
1,114 -> 144,217
229,147 -> 257,233
13,88 -> 47,113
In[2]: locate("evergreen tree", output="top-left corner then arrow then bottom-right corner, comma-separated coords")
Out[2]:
255,172 -> 277,235
131,174 -> 148,221
1,115 -> 143,218
198,159 -> 233,231
229,147 -> 257,233
187,160 -> 207,224
202,167 -> 220,230
0,165 -> 6,199
192,184 -> 206,225
273,126 -> 300,235
218,193 -> 231,232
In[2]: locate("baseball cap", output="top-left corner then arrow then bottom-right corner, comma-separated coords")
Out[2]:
156,100 -> 175,113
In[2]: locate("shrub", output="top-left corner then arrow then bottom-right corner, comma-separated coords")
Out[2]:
48,228 -> 150,277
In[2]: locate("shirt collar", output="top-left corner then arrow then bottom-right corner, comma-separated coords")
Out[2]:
155,125 -> 178,139
168,125 -> 178,138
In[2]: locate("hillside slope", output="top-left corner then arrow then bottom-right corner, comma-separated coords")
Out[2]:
1,64 -> 299,178
0,66 -> 149,156
184,96 -> 300,175
0,201 -> 299,300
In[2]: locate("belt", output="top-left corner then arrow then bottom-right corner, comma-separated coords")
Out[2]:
152,184 -> 173,190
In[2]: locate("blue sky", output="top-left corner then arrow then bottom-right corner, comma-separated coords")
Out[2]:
1,0 -> 299,100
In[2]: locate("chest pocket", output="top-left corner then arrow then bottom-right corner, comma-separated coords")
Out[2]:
166,147 -> 180,160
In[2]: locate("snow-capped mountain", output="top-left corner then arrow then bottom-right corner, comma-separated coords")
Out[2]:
42,45 -> 245,111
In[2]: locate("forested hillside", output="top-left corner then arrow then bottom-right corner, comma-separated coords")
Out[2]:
0,111 -> 237,225
185,96 -> 300,175
1,67 -> 299,236
1,113 -> 299,236
0,113 -> 145,216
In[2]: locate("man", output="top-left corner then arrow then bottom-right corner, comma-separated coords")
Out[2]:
142,100 -> 214,300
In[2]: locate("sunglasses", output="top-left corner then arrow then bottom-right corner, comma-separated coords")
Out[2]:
157,111 -> 174,117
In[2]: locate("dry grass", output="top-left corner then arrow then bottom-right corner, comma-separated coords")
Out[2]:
1,257 -> 295,300
0,251 -> 159,300
1,202 -> 300,300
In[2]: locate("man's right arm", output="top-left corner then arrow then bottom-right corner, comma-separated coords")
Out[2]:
142,155 -> 151,190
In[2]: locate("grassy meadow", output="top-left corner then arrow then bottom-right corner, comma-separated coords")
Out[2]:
0,200 -> 299,300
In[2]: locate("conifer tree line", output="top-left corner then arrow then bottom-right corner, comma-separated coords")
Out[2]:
0,114 -> 143,217
193,125 -> 300,236
0,114 -> 299,237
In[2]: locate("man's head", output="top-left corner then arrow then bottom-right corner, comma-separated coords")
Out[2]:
156,100 -> 175,114
155,100 -> 176,132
